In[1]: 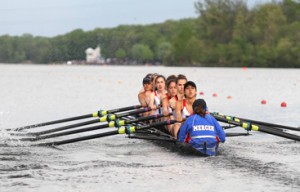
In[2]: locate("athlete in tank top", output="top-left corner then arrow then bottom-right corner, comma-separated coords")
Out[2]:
154,91 -> 168,115
171,81 -> 197,138
153,75 -> 167,115
181,99 -> 191,119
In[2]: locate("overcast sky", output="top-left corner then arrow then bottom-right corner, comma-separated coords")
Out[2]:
0,0 -> 271,37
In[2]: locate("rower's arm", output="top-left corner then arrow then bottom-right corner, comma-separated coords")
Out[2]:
162,98 -> 169,116
172,101 -> 183,138
175,101 -> 183,122
145,91 -> 155,115
138,92 -> 147,107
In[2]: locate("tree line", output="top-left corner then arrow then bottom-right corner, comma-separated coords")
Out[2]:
0,0 -> 300,67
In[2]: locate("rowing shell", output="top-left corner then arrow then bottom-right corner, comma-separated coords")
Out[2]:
123,116 -> 208,156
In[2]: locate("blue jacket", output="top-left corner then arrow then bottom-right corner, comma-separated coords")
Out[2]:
178,114 -> 226,156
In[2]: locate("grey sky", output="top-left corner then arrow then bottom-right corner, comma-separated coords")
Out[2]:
0,0 -> 271,37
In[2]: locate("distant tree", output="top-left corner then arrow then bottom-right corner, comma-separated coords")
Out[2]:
280,0 -> 300,23
251,3 -> 286,45
156,42 -> 173,64
115,48 -> 127,61
130,44 -> 153,63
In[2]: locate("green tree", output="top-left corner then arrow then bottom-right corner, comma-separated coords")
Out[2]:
156,42 -> 173,64
130,44 -> 153,63
115,48 -> 127,60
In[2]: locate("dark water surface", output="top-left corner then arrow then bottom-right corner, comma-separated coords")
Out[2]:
0,64 -> 299,192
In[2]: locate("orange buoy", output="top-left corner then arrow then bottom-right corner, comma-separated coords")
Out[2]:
261,100 -> 267,105
281,102 -> 287,107
199,91 -> 204,95
212,93 -> 218,97
227,96 -> 232,99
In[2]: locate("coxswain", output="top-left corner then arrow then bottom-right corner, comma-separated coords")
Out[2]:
171,81 -> 197,138
178,99 -> 226,156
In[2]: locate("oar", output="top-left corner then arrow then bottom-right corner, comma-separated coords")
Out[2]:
225,133 -> 250,137
22,114 -> 167,141
213,113 -> 284,132
222,125 -> 238,129
213,112 -> 299,131
237,117 -> 300,131
7,104 -> 141,131
31,107 -> 152,136
212,114 -> 300,142
35,120 -> 176,146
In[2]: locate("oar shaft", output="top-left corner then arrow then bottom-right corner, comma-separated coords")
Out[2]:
36,120 -> 176,146
213,115 -> 300,142
238,117 -> 300,131
35,107 -> 152,136
9,104 -> 142,132
226,133 -> 250,137
7,114 -> 92,131
115,107 -> 151,118
126,114 -> 165,123
106,105 -> 141,114
37,130 -> 119,146
34,119 -> 100,136
256,126 -> 300,141
25,123 -> 111,141
28,114 -> 166,141
215,113 -> 283,132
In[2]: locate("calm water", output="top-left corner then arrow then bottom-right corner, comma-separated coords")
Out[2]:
0,64 -> 299,192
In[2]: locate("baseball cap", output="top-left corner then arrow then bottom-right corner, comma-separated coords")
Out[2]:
184,81 -> 197,90
142,76 -> 152,84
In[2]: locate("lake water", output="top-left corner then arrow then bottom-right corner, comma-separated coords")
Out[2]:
0,64 -> 299,192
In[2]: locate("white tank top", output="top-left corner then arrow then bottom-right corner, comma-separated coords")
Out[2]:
154,91 -> 162,115
167,95 -> 178,116
181,99 -> 191,119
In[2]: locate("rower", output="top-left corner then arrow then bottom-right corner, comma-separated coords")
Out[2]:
176,74 -> 188,101
138,73 -> 153,93
153,75 -> 167,115
171,81 -> 197,138
162,75 -> 178,131
138,75 -> 155,117
178,99 -> 226,156
150,73 -> 158,91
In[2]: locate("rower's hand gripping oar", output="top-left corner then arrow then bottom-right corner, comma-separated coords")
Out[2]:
31,107 -> 152,136
22,113 -> 168,141
7,105 -> 141,132
212,113 -> 300,142
35,120 -> 176,146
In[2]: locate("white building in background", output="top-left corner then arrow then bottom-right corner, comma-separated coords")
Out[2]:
85,46 -> 104,64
